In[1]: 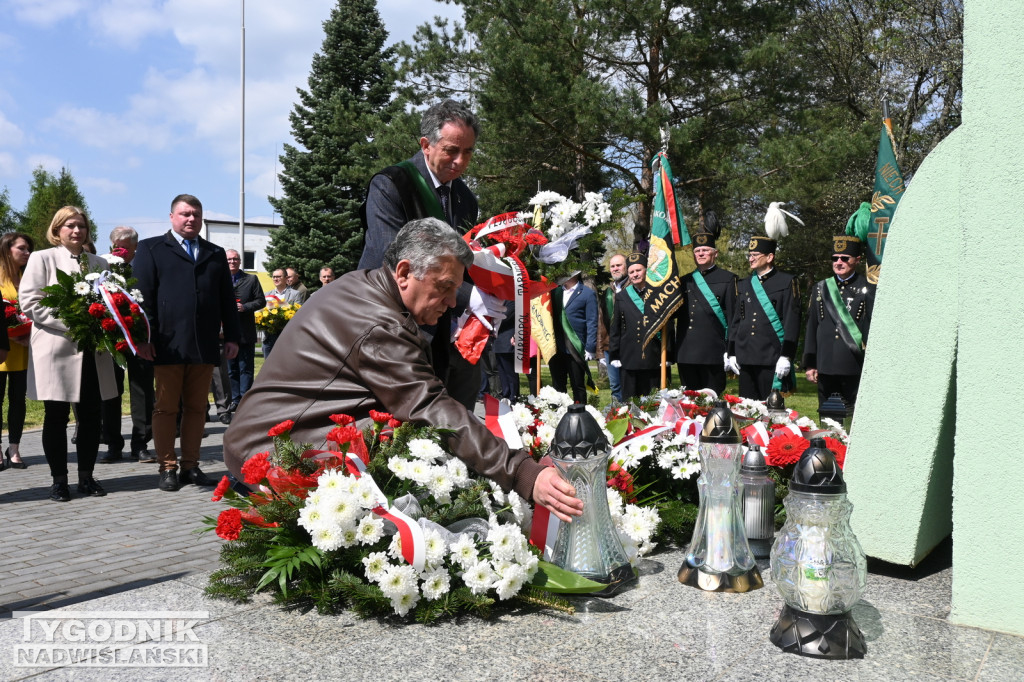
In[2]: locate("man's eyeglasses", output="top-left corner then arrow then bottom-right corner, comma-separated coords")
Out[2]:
831,255 -> 852,263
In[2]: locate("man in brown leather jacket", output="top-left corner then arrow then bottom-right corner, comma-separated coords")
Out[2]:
224,218 -> 582,521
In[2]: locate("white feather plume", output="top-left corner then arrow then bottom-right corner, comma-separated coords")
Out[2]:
764,202 -> 805,239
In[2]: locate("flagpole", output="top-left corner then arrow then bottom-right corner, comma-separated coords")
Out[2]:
535,349 -> 542,395
661,335 -> 668,389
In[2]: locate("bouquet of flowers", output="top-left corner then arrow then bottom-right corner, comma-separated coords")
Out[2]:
38,263 -> 149,369
205,412 -> 658,622
3,298 -> 31,338
254,301 -> 300,336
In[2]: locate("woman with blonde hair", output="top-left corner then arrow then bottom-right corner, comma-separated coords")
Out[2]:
0,232 -> 34,468
20,206 -> 118,501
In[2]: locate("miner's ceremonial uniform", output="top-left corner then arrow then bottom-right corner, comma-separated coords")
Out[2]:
730,267 -> 800,400
803,236 -> 876,411
609,283 -> 660,401
674,264 -> 737,395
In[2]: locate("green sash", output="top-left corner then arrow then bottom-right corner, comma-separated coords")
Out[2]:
396,161 -> 446,222
750,275 -> 785,390
603,287 -> 616,321
692,270 -> 728,339
558,297 -> 597,394
824,278 -> 865,355
626,284 -> 646,314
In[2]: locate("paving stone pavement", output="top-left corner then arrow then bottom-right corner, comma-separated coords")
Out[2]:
1,416 -> 1023,681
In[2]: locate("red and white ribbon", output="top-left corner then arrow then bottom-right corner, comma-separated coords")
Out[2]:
741,422 -> 771,447
529,500 -> 561,561
483,395 -> 524,450
93,271 -> 150,356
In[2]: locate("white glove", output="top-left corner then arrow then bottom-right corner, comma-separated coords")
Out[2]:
584,351 -> 595,361
723,352 -> 731,372
774,356 -> 791,378
727,356 -> 741,374
611,360 -> 622,368
468,286 -> 506,332
598,357 -> 607,368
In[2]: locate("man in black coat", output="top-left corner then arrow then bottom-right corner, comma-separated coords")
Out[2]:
803,235 -> 876,411
728,236 -> 800,400
356,99 -> 496,411
225,249 -> 265,410
134,194 -> 241,492
674,232 -> 737,395
609,253 -> 661,401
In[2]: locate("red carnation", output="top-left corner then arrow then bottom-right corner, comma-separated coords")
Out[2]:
326,425 -> 362,446
824,437 -> 847,469
211,475 -> 231,502
241,451 -> 272,485
113,292 -> 129,307
215,508 -> 243,540
115,340 -> 129,352
765,432 -> 810,467
4,306 -> 15,319
329,413 -> 355,426
88,303 -> 106,318
130,303 -> 141,314
101,318 -> 117,332
387,418 -> 402,429
368,410 -> 392,423
122,315 -> 133,326
723,394 -> 742,405
267,420 -> 294,438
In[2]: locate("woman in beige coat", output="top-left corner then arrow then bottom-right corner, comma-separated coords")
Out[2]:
20,206 -> 117,502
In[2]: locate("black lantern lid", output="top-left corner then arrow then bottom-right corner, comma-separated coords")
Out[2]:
789,437 -> 846,494
741,444 -> 768,473
551,404 -> 609,460
700,400 -> 741,444
766,389 -> 786,412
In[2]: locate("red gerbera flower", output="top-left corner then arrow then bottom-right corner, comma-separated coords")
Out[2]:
824,436 -> 847,469
268,420 -> 294,438
88,302 -> 106,318
523,231 -> 548,246
241,451 -> 272,485
215,508 -> 243,540
723,394 -> 742,405
368,410 -> 392,423
211,475 -> 231,502
765,432 -> 810,467
329,413 -> 355,426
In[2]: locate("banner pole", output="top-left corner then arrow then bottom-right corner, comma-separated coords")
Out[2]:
661,334 -> 668,389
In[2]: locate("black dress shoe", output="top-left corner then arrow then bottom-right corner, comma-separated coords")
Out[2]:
77,477 -> 107,497
180,467 -> 214,486
158,470 -> 179,492
98,451 -> 123,464
49,482 -> 71,502
136,449 -> 157,464
218,412 -> 232,425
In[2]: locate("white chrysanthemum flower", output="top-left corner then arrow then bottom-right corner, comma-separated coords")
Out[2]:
324,494 -> 361,527
73,282 -> 91,295
317,468 -> 348,493
297,503 -> 327,532
423,528 -> 446,567
426,469 -> 454,502
420,567 -> 450,600
494,563 -> 527,600
407,438 -> 446,461
356,515 -> 385,545
620,508 -> 655,543
819,417 -> 849,442
488,480 -> 506,506
445,458 -> 470,487
352,477 -> 382,509
507,490 -> 526,524
362,552 -> 391,583
388,457 -> 410,479
535,423 -> 556,448
606,488 -> 625,518
462,560 -> 495,595
84,272 -> 100,281
310,525 -> 344,552
529,190 -> 564,207
390,590 -> 419,617
388,533 -> 404,560
109,272 -> 126,285
795,416 -> 816,430
672,462 -> 699,480
130,289 -> 143,302
510,403 -> 535,430
339,527 -> 359,548
486,524 -> 521,562
379,564 -> 419,599
518,552 -> 540,580
407,459 -> 431,485
449,535 -> 478,568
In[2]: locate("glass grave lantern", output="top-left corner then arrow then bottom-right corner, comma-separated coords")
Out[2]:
549,404 -> 637,596
769,438 -> 867,659
765,389 -> 789,424
740,444 -> 776,559
678,400 -> 763,593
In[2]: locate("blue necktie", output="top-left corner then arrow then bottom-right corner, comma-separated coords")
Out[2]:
437,185 -> 452,226
185,239 -> 196,260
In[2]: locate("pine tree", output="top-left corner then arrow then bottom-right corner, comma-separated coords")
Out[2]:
21,167 -> 91,248
0,187 -> 22,234
267,0 -> 401,280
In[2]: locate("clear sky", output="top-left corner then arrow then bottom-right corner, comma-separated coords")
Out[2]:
0,0 -> 461,242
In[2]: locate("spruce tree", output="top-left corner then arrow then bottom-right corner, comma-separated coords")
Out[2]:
267,0 -> 400,280
21,167 -> 91,248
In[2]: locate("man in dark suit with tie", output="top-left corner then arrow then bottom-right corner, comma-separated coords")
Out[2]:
357,99 -> 491,410
134,194 -> 241,492
550,272 -> 598,403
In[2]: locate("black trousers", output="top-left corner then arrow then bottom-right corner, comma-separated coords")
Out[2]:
494,352 -> 520,401
43,356 -> 102,480
549,352 -> 587,403
621,368 -> 659,402
446,344 -> 481,411
0,370 -> 28,444
677,363 -> 726,396
738,364 -> 775,401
